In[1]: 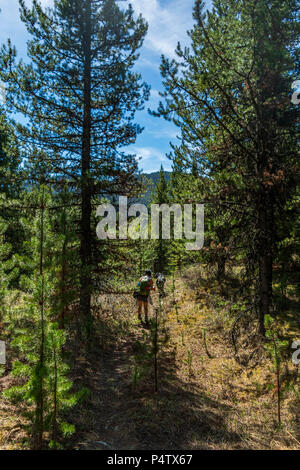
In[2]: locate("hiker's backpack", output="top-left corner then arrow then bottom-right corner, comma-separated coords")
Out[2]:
156,274 -> 165,289
139,275 -> 150,296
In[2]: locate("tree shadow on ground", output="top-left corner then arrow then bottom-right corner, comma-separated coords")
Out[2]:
123,346 -> 242,450
71,308 -> 243,450
181,267 -> 243,303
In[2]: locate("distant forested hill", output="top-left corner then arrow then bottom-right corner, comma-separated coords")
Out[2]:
139,171 -> 172,206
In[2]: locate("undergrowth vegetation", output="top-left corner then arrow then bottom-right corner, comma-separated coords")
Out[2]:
1,265 -> 298,450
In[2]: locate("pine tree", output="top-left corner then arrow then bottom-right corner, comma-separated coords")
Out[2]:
166,159 -> 203,274
155,0 -> 299,334
50,183 -> 79,329
151,165 -> 170,274
3,186 -> 81,448
0,110 -> 24,259
0,212 -> 16,329
0,0 -> 149,335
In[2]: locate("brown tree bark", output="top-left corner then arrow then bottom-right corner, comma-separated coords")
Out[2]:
257,187 -> 274,337
217,256 -> 226,282
80,0 -> 92,336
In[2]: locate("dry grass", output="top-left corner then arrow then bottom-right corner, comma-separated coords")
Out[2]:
164,266 -> 300,450
0,266 -> 299,450
0,375 -> 30,450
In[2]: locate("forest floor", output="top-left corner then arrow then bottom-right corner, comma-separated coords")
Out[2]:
0,265 -> 299,450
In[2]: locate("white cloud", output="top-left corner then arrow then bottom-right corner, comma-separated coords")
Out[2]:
147,128 -> 178,140
138,57 -> 160,69
131,145 -> 172,172
147,88 -> 161,107
130,0 -> 195,57
132,145 -> 172,172
1,1 -> 195,59
150,89 -> 161,100
133,146 -> 166,161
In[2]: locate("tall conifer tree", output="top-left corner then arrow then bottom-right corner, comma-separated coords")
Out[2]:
155,0 -> 299,334
0,0 -> 149,333
151,165 -> 170,273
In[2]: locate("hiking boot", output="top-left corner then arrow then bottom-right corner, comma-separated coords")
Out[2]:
138,314 -> 142,322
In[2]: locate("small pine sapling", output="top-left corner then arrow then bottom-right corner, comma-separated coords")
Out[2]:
265,315 -> 289,427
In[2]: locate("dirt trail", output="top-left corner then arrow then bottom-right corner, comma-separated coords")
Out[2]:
74,291 -> 243,450
74,298 -> 161,450
72,273 -> 299,451
1,271 -> 298,450
77,338 -> 142,450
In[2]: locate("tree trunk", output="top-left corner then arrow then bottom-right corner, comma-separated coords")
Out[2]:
59,198 -> 67,329
257,190 -> 274,337
34,184 -> 45,449
51,333 -> 58,445
217,256 -> 226,282
258,254 -> 272,335
80,0 -> 92,337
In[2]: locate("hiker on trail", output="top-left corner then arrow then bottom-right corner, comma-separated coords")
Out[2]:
154,272 -> 166,299
136,269 -> 155,325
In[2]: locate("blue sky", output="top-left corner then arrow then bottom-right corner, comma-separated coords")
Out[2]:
0,0 -> 212,173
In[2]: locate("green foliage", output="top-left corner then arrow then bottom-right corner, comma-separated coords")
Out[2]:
150,165 -> 171,274
0,0 -> 298,450
132,302 -> 169,392
185,349 -> 193,376
2,186 -> 79,448
265,315 -> 289,367
155,0 -> 300,333
264,314 -> 289,425
0,0 -> 150,331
